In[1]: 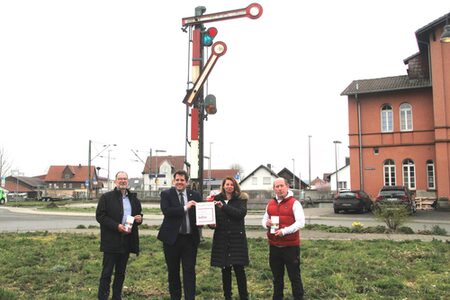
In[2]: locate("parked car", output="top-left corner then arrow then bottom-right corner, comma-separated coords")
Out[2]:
375,185 -> 417,214
333,190 -> 373,213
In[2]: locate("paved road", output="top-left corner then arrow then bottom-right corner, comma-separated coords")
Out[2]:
1,205 -> 449,233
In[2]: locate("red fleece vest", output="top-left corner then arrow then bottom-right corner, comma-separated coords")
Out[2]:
266,196 -> 300,246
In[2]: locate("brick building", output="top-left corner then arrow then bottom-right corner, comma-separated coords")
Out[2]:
341,12 -> 450,200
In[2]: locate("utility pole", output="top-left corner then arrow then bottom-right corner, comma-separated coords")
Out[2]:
88,139 -> 91,200
308,135 -> 312,189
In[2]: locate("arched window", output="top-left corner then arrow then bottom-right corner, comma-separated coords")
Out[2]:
426,160 -> 435,190
402,159 -> 416,189
400,103 -> 413,131
381,104 -> 393,132
383,159 -> 396,186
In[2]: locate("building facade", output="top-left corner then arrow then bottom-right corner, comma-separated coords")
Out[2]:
341,13 -> 450,199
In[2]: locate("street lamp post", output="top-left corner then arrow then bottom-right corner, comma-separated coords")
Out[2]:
88,141 -> 116,199
154,149 -> 166,192
209,142 -> 213,189
308,135 -> 312,189
204,155 -> 211,191
292,158 -> 295,190
107,150 -> 112,190
333,140 -> 342,193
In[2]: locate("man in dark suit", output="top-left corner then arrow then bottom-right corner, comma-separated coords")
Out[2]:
157,169 -> 202,300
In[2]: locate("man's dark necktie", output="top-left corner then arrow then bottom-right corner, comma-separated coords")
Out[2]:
179,192 -> 188,234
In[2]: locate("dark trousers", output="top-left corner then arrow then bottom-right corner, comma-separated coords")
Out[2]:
163,234 -> 198,300
98,252 -> 130,300
269,245 -> 304,300
222,265 -> 248,300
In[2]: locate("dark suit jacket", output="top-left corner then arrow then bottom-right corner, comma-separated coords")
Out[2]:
157,187 -> 202,246
96,188 -> 143,254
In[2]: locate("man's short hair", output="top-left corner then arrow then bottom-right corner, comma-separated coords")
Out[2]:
173,170 -> 189,180
273,177 -> 288,187
115,171 -> 128,179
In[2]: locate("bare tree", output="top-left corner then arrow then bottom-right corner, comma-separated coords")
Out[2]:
0,147 -> 12,179
230,163 -> 244,175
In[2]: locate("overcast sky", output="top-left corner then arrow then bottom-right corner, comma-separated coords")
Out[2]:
1,1 -> 449,182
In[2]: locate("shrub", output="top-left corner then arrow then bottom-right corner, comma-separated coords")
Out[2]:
397,226 -> 414,234
76,225 -> 86,229
431,225 -> 447,236
417,229 -> 432,235
373,203 -> 409,231
364,225 -> 387,233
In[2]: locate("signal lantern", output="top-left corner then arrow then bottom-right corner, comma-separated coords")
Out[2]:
204,94 -> 217,114
202,27 -> 218,47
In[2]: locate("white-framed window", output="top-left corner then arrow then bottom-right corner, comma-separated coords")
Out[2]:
63,183 -> 66,189
251,177 -> 258,185
263,177 -> 272,185
402,159 -> 416,190
381,104 -> 393,132
426,160 -> 435,190
338,181 -> 347,190
400,103 -> 413,131
383,159 -> 396,186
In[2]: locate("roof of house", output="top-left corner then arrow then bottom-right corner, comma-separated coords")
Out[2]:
415,12 -> 449,42
341,75 -> 431,96
4,176 -> 45,192
45,165 -> 98,182
15,176 -> 45,187
143,155 -> 185,174
311,176 -> 327,186
202,169 -> 240,180
239,164 -> 279,184
277,168 -> 309,188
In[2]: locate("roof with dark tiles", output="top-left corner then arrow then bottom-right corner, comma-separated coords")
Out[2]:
341,75 -> 431,96
45,165 -> 98,182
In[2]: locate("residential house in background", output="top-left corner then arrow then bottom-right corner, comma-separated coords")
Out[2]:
328,164 -> 351,192
310,176 -> 330,191
327,157 -> 351,192
142,155 -> 240,192
239,164 -> 279,191
44,165 -> 103,199
341,12 -> 450,199
142,155 -> 185,191
277,168 -> 309,190
4,176 -> 45,199
203,169 -> 241,191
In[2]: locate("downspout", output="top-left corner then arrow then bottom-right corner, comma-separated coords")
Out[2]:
356,81 -> 364,191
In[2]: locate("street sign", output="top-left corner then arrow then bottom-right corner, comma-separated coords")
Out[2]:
149,173 -> 166,179
85,179 -> 89,187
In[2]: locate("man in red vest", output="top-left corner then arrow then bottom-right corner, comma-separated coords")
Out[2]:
262,177 -> 305,300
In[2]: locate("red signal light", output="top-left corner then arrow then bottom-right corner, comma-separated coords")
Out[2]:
207,27 -> 218,37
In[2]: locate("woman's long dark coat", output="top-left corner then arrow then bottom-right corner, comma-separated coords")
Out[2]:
210,192 -> 249,267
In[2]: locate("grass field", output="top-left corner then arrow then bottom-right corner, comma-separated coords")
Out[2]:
0,232 -> 449,299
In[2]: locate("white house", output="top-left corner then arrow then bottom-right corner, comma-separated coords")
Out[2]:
329,164 -> 351,192
239,165 -> 279,191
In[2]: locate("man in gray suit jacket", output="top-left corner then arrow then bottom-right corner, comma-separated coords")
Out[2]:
157,170 -> 202,300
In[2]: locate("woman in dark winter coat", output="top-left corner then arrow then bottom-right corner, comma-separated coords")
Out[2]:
210,176 -> 249,300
